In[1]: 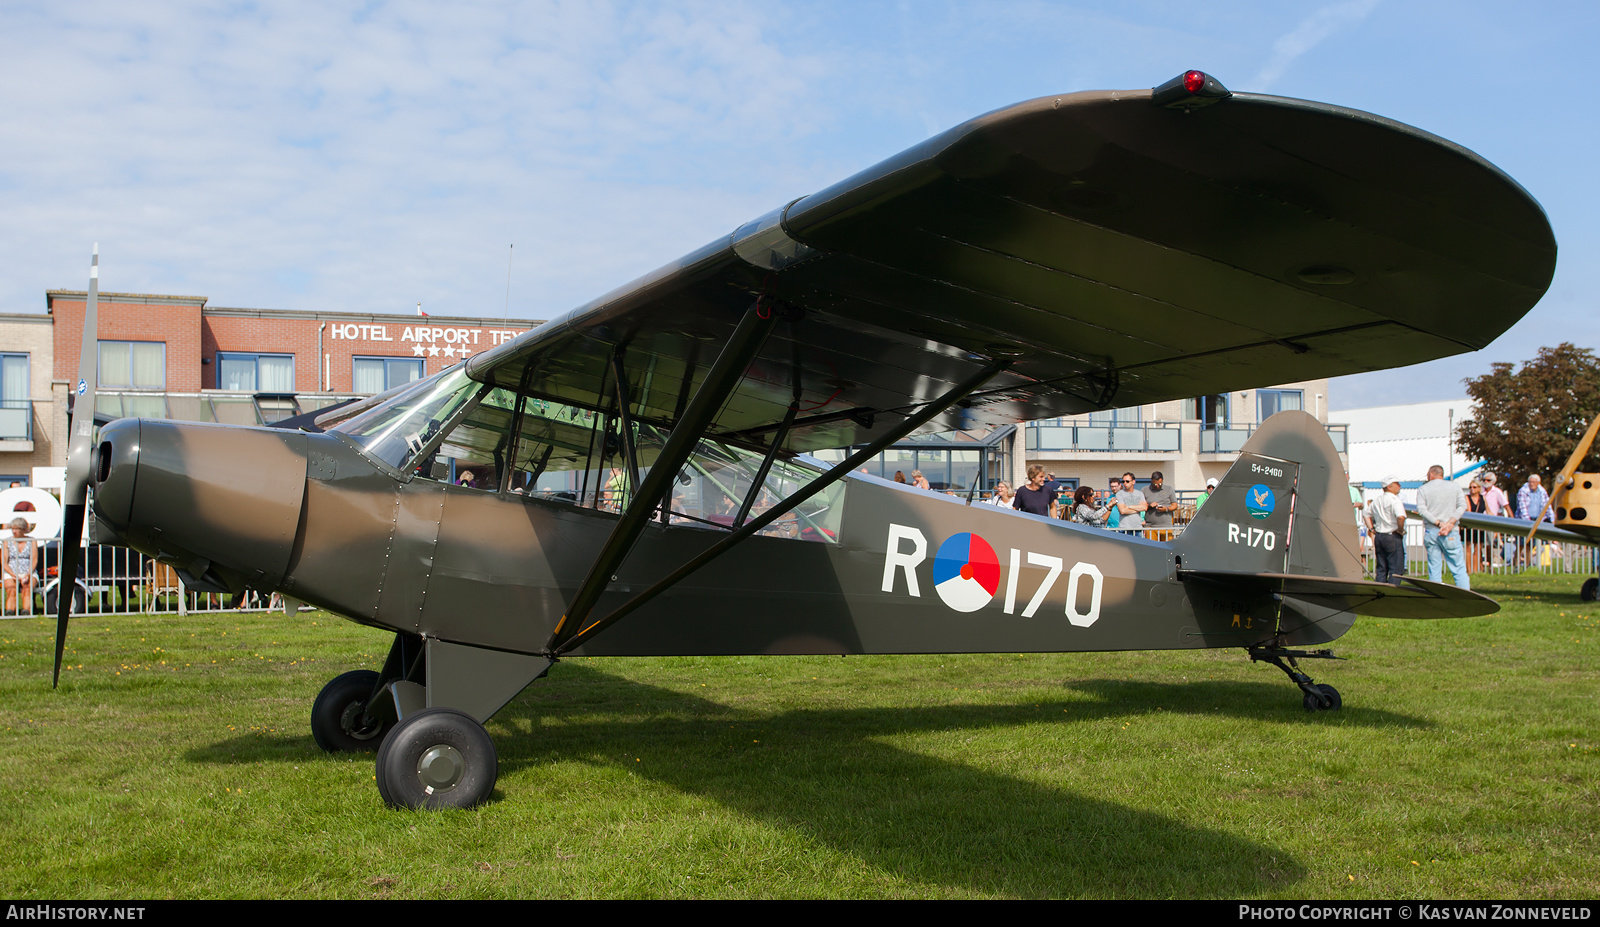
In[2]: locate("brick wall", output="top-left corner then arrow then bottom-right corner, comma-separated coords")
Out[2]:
50,293 -> 205,391
202,314 -> 534,391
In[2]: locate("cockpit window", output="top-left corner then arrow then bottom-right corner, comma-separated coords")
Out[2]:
329,367 -> 484,471
332,368 -> 844,543
662,434 -> 844,543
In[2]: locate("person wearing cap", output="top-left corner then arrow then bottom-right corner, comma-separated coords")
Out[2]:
2,517 -> 36,615
1365,476 -> 1408,585
1195,476 -> 1219,511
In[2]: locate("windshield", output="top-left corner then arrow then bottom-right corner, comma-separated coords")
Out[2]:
329,367 -> 483,470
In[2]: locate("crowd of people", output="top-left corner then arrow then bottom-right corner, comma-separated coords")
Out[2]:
891,464 -> 1195,537
1360,467 -> 1563,588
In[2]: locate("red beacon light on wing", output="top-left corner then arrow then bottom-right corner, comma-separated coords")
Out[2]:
1151,70 -> 1233,110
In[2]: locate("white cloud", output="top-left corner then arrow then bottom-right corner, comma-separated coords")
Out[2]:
1251,0 -> 1381,90
0,1 -> 838,318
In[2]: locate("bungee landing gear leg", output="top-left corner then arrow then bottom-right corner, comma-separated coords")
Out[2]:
1249,642 -> 1344,712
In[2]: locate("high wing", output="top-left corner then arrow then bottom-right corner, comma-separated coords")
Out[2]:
465,76 -> 1556,455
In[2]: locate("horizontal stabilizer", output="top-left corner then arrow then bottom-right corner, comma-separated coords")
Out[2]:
1180,570 -> 1500,620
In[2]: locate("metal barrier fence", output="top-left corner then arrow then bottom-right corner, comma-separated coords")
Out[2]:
1379,521 -> 1599,580
1,543 -> 281,619
4,525 -> 1593,620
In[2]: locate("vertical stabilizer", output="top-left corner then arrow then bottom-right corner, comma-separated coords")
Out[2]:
1175,411 -> 1361,582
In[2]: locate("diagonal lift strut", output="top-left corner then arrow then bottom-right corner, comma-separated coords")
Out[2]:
550,357 -> 1012,656
543,300 -> 781,654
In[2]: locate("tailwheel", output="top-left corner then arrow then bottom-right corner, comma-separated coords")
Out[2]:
311,670 -> 392,753
1302,683 -> 1342,713
1249,641 -> 1345,713
375,708 -> 497,810
1581,577 -> 1598,603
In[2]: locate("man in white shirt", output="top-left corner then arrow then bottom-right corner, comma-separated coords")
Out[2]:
1416,464 -> 1470,589
1365,475 -> 1408,585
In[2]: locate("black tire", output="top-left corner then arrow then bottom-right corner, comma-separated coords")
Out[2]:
1581,577 -> 1599,603
1303,684 -> 1342,712
43,584 -> 86,616
375,708 -> 497,810
311,670 -> 391,753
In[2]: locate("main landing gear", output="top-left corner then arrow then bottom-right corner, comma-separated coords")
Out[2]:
310,670 -> 393,752
1249,643 -> 1344,712
375,709 -> 498,810
1581,577 -> 1598,603
311,632 -> 552,810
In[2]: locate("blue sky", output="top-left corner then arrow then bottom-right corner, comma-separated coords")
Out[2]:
2,1 -> 1594,410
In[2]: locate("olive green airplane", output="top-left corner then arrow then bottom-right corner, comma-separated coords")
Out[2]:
55,71 -> 1556,808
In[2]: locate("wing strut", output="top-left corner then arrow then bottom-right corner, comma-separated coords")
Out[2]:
550,358 -> 1011,657
544,300 -> 783,653
734,347 -> 804,529
609,347 -> 643,494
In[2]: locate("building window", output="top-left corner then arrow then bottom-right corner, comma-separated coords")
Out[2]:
217,353 -> 295,392
0,354 -> 28,441
1185,394 -> 1229,428
1257,388 -> 1304,421
353,357 -> 425,394
98,341 -> 165,389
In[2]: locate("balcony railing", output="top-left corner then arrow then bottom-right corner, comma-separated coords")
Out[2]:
0,399 -> 30,441
1026,421 -> 1182,453
1197,422 -> 1349,454
1025,420 -> 1347,455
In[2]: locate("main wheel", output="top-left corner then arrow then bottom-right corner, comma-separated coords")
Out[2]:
375,708 -> 497,810
1302,684 -> 1342,712
1581,577 -> 1598,603
311,670 -> 392,753
43,584 -> 86,616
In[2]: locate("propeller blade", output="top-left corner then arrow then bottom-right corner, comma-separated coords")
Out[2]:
55,245 -> 102,688
1529,412 -> 1600,542
52,503 -> 84,688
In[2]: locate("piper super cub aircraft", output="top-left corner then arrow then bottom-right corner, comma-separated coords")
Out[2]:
55,72 -> 1557,808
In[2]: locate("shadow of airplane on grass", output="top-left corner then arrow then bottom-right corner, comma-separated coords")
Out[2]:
495,666 -> 1313,896
182,664 -> 1454,895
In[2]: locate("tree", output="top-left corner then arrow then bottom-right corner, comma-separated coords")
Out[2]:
1455,343 -> 1600,482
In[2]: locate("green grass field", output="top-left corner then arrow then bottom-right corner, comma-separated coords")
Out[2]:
0,572 -> 1594,899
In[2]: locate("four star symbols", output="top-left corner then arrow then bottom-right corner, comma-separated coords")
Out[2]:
408,342 -> 471,360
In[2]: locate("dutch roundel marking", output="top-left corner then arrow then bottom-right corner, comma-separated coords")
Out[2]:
882,524 -> 1103,627
1246,483 -> 1275,520
932,532 -> 1001,612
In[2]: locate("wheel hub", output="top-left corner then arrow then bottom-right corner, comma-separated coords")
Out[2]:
417,744 -> 465,794
339,702 -> 382,741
